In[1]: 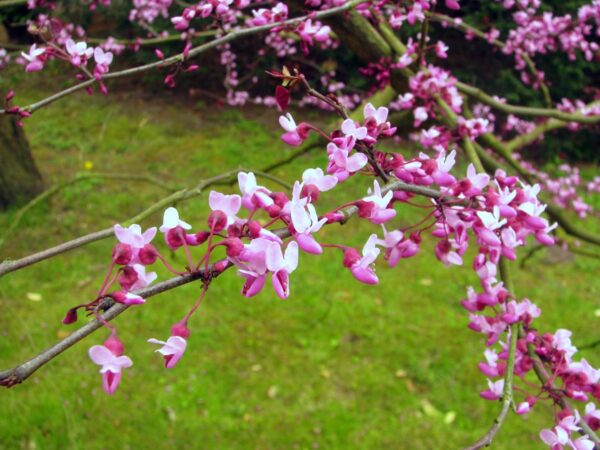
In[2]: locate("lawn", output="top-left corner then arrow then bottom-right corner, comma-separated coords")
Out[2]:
0,78 -> 599,449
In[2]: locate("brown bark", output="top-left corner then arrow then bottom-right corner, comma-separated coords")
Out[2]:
0,115 -> 44,209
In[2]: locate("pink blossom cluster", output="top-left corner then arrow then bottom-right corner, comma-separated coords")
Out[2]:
129,0 -> 173,24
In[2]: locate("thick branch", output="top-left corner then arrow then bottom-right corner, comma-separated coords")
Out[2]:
456,82 -> 599,124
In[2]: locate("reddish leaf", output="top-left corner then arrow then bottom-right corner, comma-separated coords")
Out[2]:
275,85 -> 290,111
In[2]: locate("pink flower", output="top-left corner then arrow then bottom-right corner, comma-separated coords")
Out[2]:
539,426 -> 569,448
238,171 -> 273,211
362,180 -> 396,224
88,337 -> 133,395
327,140 -> 368,182
480,378 -> 504,400
265,241 -> 298,299
147,336 -> 187,369
466,163 -> 490,194
113,223 -> 157,264
21,44 -> 46,72
346,234 -> 380,285
209,191 -> 241,228
65,39 -> 94,67
279,113 -> 309,146
301,168 -> 337,193
341,118 -> 368,140
292,203 -> 327,254
93,47 -> 113,77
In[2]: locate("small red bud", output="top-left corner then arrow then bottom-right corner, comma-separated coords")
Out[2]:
355,200 -> 374,219
207,210 -> 228,232
139,244 -> 158,265
171,321 -> 190,339
62,308 -> 78,325
342,247 -> 360,268
112,243 -> 133,265
248,220 -> 262,238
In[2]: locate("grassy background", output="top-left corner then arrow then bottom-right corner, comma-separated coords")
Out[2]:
0,79 -> 599,450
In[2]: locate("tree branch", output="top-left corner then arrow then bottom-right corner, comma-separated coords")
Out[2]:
0,168 -> 288,278
0,175 -> 453,387
0,0 -> 365,115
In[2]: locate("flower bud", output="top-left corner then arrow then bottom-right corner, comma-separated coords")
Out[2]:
267,204 -> 281,218
207,210 -> 228,232
112,243 -> 133,265
214,259 -> 230,273
355,200 -> 374,219
342,247 -> 360,268
171,321 -> 191,339
118,266 -> 138,291
224,237 -> 244,257
248,220 -> 262,238
227,223 -> 242,238
62,307 -> 78,325
166,227 -> 186,249
324,212 -> 344,223
301,184 -> 320,201
139,244 -> 158,265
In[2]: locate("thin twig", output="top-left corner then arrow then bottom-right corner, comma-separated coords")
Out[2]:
0,172 -> 179,250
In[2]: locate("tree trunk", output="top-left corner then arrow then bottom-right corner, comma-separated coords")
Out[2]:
0,115 -> 44,209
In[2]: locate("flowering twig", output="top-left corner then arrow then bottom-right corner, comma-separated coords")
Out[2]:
0,175 -> 450,388
464,258 -> 518,450
0,168 -> 289,278
0,0 -> 365,115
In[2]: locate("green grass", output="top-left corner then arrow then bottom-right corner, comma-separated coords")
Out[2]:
0,80 -> 599,450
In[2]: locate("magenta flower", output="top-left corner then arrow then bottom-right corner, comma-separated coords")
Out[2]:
346,234 -> 380,285
21,44 -> 46,72
341,118 -> 368,140
480,378 -> 504,400
265,241 -> 298,299
65,39 -> 94,67
362,180 -> 397,224
539,426 -> 569,448
147,336 -> 187,369
327,141 -> 368,182
238,171 -> 273,211
209,191 -> 242,228
88,340 -> 133,395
